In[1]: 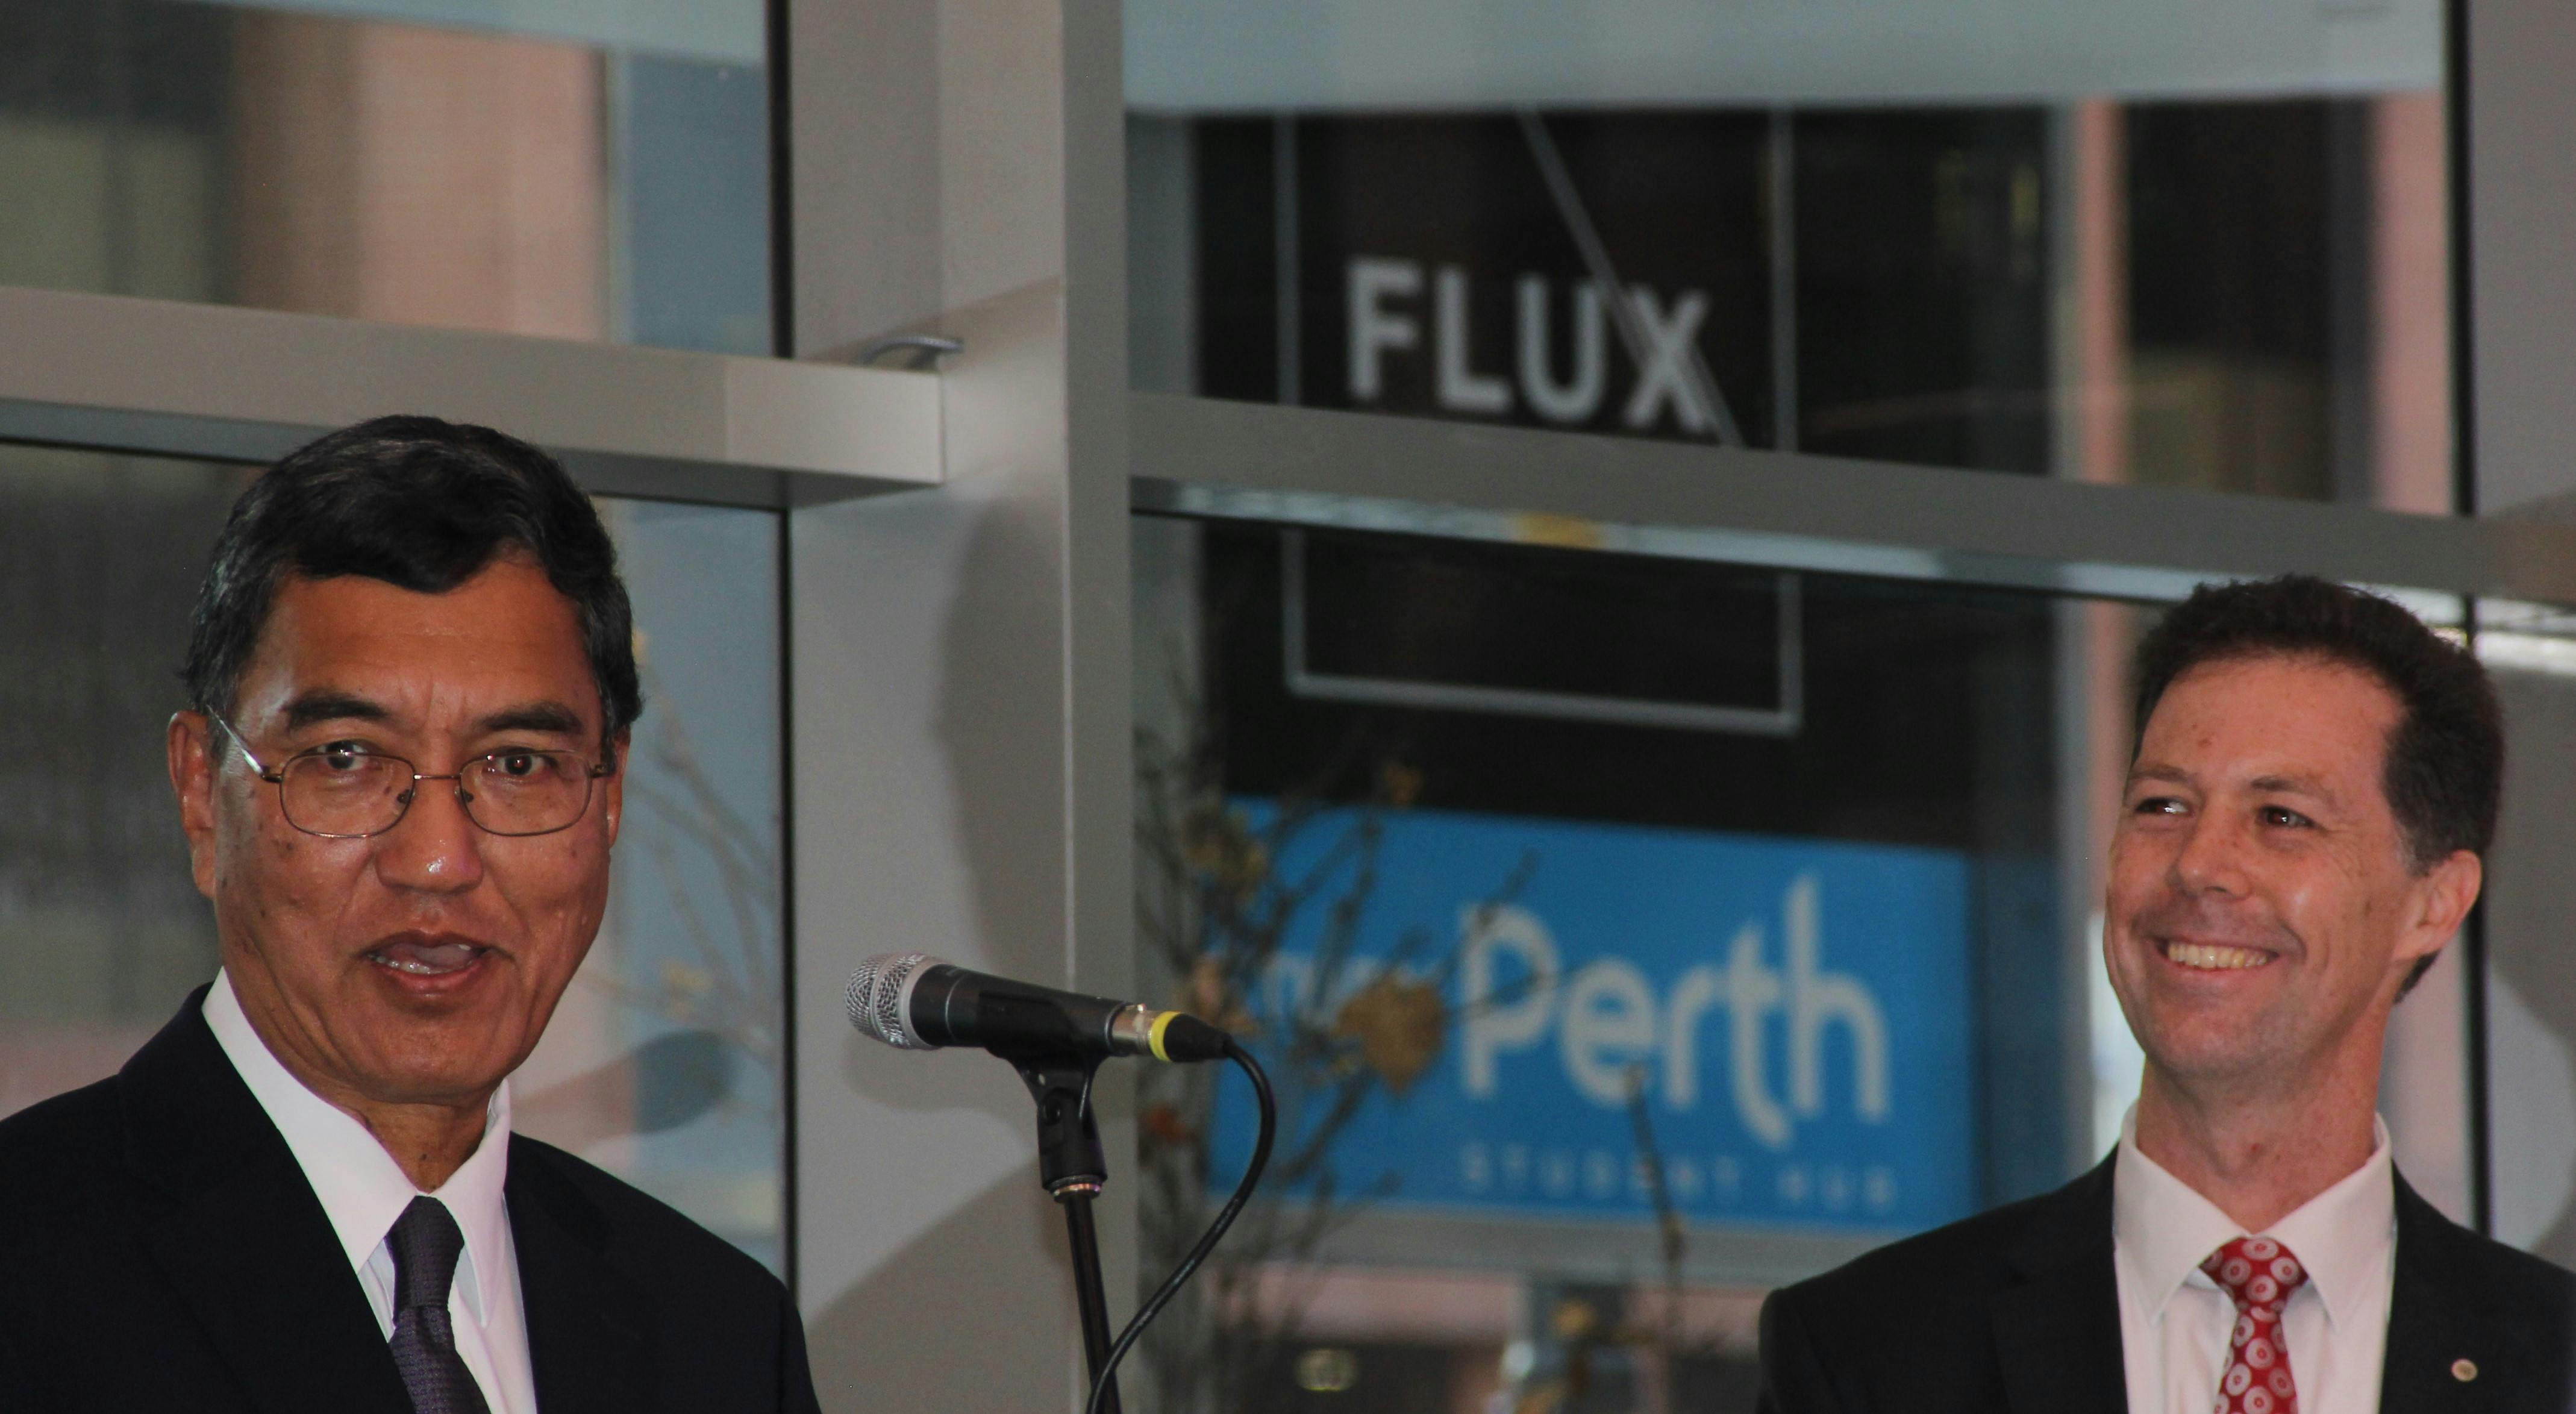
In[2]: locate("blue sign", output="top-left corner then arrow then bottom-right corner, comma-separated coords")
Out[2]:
1210,806 -> 1977,1233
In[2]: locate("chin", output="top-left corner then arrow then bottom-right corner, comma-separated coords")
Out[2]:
2140,1025 -> 2290,1086
364,1043 -> 518,1103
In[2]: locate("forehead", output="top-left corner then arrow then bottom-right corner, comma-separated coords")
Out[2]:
2140,654 -> 2401,783
242,559 -> 598,721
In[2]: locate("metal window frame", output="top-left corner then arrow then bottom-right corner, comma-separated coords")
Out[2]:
1132,392 -> 2576,610
0,286 -> 944,508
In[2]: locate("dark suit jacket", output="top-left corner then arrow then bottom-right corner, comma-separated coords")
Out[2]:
0,990 -> 824,1413
1757,1156 -> 2576,1413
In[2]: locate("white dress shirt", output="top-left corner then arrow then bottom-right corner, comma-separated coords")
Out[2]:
2113,1105 -> 2397,1414
204,970 -> 540,1414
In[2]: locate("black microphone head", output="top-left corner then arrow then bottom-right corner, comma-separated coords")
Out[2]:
847,952 -> 942,1049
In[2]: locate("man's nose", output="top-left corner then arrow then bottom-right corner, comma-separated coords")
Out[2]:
370,776 -> 487,893
2168,812 -> 2250,896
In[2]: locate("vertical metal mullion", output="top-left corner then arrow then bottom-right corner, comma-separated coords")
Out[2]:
766,0 -> 796,360
2445,0 -> 2493,1239
1768,108 -> 1799,453
761,0 -> 801,1298
773,507 -> 800,1299
1274,113 -> 1301,407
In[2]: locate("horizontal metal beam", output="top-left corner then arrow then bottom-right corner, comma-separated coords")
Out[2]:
1304,1206 -> 1891,1291
0,287 -> 944,508
1131,393 -> 2576,607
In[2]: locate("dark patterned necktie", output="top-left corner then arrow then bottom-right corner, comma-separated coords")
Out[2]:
387,1196 -> 493,1414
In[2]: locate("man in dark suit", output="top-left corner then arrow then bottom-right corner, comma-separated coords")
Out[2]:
1759,576 -> 2576,1413
0,418 -> 822,1412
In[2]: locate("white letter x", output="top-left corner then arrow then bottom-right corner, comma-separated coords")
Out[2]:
1621,286 -> 1714,434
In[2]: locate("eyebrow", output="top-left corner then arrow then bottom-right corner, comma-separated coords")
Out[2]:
277,693 -> 587,740
2127,762 -> 2342,807
477,702 -> 589,737
281,691 -> 390,730
2248,772 -> 2336,802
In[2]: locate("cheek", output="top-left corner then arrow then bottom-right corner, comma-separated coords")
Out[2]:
215,848 -> 375,984
501,834 -> 614,965
2255,861 -> 2381,966
215,810 -> 331,916
2103,836 -> 2162,915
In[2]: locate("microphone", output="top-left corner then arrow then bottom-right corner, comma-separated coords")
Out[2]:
845,953 -> 1231,1064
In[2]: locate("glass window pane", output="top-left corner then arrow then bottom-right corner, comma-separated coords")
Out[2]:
0,448 -> 240,1110
1127,4 -> 2451,511
2477,605 -> 2576,1260
0,445 -> 788,1272
514,499 -> 787,1271
1132,513 -> 2476,1413
0,0 -> 770,354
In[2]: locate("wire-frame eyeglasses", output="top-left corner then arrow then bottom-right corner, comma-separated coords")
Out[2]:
204,707 -> 613,839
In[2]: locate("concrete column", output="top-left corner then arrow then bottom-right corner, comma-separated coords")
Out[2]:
784,2 -> 1134,1410
2465,0 -> 2576,1250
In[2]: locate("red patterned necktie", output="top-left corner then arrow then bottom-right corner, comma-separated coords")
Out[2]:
2201,1235 -> 2310,1414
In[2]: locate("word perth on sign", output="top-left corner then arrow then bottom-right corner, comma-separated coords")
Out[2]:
1213,806 -> 1978,1235
1346,255 -> 1724,434
1460,877 -> 1888,1150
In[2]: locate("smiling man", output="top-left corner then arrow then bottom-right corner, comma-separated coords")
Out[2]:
0,418 -> 821,1413
1757,576 -> 2575,1413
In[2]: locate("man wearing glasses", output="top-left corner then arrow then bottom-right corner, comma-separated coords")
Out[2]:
0,418 -> 822,1413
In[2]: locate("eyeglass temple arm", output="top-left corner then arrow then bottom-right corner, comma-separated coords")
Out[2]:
199,707 -> 280,780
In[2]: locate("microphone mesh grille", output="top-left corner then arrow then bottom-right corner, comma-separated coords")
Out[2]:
846,952 -> 934,1048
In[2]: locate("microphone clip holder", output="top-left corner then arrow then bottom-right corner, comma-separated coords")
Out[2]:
1016,1053 -> 1109,1193
1013,1053 -> 1122,1414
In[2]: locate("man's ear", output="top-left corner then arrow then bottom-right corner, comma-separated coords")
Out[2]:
597,731 -> 629,847
167,711 -> 219,900
2398,848 -> 2483,972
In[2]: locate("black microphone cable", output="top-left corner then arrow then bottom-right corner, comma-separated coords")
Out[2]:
1084,1035 -> 1276,1414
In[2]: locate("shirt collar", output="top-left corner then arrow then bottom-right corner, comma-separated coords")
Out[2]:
2113,1103 -> 2395,1331
202,969 -> 514,1321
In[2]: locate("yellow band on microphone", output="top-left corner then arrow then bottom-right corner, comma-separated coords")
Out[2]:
1147,1010 -> 1181,1063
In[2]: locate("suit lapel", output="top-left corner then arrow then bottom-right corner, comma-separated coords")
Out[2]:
1992,1157 -> 2129,1414
507,1137 -> 655,1414
117,992 -> 414,1414
2381,1175 -> 2503,1412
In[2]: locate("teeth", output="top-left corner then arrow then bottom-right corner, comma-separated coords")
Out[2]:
368,945 -> 481,977
2167,942 -> 2269,971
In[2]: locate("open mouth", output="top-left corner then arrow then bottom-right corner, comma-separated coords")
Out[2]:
366,934 -> 490,978
2159,939 -> 2274,972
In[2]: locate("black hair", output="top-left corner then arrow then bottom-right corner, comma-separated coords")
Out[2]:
2132,575 -> 2498,993
180,415 -> 642,748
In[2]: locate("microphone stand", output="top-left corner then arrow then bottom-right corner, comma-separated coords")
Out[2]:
1016,1055 -> 1124,1414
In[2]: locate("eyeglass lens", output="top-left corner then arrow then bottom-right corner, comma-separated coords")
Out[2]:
278,748 -> 595,838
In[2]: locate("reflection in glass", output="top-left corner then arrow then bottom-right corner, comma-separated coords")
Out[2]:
0,446 -> 240,1117
0,0 -> 770,354
511,500 -> 787,1272
1134,515 -> 2146,1412
2477,608 -> 2576,1263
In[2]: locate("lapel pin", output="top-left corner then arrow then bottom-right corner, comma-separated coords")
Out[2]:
2453,1358 -> 2479,1383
